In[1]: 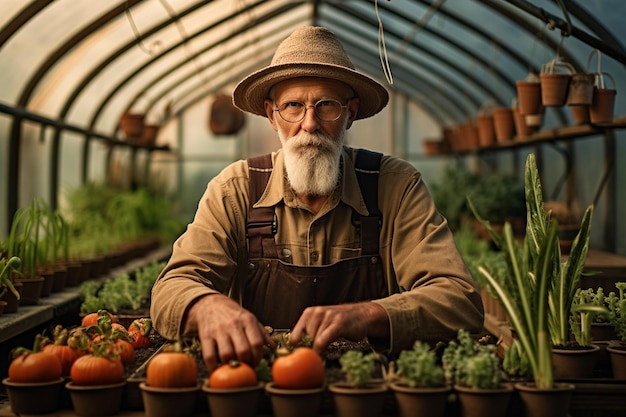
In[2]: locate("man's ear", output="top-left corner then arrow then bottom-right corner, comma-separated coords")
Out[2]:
264,99 -> 278,131
346,97 -> 359,129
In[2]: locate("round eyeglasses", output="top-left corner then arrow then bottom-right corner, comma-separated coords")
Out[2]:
273,98 -> 350,123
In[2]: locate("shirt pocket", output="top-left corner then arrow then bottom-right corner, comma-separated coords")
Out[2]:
330,246 -> 361,263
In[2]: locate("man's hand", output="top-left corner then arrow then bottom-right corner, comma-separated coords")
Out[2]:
289,302 -> 389,354
184,294 -> 275,371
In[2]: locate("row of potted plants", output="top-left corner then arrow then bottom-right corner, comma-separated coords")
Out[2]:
0,181 -> 183,316
464,152 -> 626,416
0,314 -> 510,417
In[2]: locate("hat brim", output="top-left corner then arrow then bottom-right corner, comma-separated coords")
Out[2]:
233,63 -> 389,120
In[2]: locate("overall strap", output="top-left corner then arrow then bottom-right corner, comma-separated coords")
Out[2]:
247,154 -> 277,258
353,149 -> 383,256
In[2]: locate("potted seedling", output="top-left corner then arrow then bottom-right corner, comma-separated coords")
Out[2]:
442,330 -> 513,417
606,282 -> 626,378
328,350 -> 388,417
389,341 -> 450,417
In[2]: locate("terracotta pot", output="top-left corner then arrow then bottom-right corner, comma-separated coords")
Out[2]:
514,382 -> 575,417
51,265 -> 67,293
15,276 -> 44,305
492,107 -> 515,143
119,112 -> 145,140
66,381 -> 126,417
39,267 -> 55,297
551,344 -> 600,379
466,120 -> 480,151
140,381 -> 200,417
590,87 -> 616,124
0,280 -> 21,313
264,382 -> 324,417
138,124 -> 160,146
570,105 -> 590,125
590,322 -> 618,341
328,382 -> 388,417
203,381 -> 264,417
516,80 -> 542,115
540,73 -> 571,107
2,377 -> 64,414
454,383 -> 514,417
477,114 -> 496,147
566,73 -> 595,106
512,106 -> 534,137
63,261 -> 83,287
389,382 -> 452,417
607,345 -> 626,379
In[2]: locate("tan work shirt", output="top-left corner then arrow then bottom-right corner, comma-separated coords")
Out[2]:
150,146 -> 484,353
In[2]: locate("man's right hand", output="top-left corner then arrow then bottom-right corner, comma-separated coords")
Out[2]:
184,294 -> 275,371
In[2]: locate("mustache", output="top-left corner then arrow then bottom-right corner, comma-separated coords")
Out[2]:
288,131 -> 336,152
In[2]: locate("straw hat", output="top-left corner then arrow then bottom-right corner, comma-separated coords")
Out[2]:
233,26 -> 389,120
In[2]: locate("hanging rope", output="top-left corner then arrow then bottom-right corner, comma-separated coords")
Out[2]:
375,0 -> 448,86
375,0 -> 393,85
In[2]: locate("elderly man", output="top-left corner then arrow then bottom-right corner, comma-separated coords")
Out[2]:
150,26 -> 484,370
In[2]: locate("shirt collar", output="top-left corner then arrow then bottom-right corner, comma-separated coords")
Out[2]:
254,147 -> 369,217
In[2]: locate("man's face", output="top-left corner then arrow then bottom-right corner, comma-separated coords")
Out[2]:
263,77 -> 360,196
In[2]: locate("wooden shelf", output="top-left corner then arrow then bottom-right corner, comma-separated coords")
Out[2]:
0,246 -> 171,344
429,115 -> 626,156
484,115 -> 626,151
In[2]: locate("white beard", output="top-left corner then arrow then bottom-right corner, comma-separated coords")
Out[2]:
279,123 -> 346,197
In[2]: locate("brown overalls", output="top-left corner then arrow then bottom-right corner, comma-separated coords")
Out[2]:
243,150 -> 389,329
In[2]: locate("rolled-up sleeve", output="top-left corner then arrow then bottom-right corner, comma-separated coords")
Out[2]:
372,156 -> 484,352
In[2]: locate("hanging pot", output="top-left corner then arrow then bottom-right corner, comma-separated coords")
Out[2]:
539,57 -> 574,107
209,94 -> 245,135
590,72 -> 616,125
138,124 -> 160,146
119,112 -> 145,141
566,73 -> 595,106
569,105 -> 590,125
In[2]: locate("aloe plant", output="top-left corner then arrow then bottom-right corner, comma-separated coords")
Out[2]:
469,153 -> 593,389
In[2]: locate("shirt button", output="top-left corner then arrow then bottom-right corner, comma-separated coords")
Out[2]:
281,248 -> 292,258
370,257 -> 378,264
311,251 -> 319,262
